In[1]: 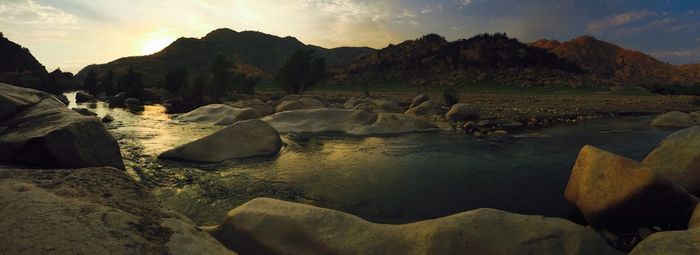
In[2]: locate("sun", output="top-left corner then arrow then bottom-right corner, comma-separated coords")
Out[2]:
139,37 -> 174,55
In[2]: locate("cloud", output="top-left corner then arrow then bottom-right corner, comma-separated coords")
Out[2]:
651,49 -> 700,58
586,10 -> 656,33
615,17 -> 675,35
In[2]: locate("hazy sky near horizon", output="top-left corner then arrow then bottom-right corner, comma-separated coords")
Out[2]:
1,0 -> 699,73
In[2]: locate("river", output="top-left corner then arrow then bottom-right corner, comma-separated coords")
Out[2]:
67,92 -> 675,225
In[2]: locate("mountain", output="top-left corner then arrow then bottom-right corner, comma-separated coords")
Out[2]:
529,36 -> 699,86
0,34 -> 48,90
333,33 -> 582,86
77,28 -> 375,87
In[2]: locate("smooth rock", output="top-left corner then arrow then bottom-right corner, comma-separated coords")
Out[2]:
643,126 -> 700,196
275,100 -> 305,113
102,114 -> 115,123
565,145 -> 698,228
409,94 -> 430,108
0,84 -> 124,169
228,99 -> 274,118
445,103 -> 478,121
0,167 -> 236,255
72,107 -> 97,116
0,83 -> 50,120
75,91 -> 94,102
174,104 -> 258,125
651,111 -> 696,127
55,94 -> 69,105
630,228 -> 700,255
262,109 -> 436,135
344,97 -> 402,113
405,100 -> 442,116
204,198 -> 621,255
688,204 -> 700,229
108,92 -> 128,107
159,119 -> 282,162
690,111 -> 700,123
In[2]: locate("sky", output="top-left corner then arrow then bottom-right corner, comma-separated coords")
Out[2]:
1,0 -> 699,73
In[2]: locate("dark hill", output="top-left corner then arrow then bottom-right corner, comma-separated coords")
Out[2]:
77,28 -> 375,87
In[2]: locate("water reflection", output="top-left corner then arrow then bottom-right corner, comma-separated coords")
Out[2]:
67,93 -> 675,225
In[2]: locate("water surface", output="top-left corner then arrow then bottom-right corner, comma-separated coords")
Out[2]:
67,92 -> 675,225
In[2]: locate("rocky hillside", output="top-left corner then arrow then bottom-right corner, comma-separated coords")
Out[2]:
678,63 -> 700,80
77,28 -> 375,87
333,33 -> 583,86
0,34 -> 48,90
529,36 -> 700,86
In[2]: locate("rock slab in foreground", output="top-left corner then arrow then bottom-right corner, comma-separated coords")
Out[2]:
0,83 -> 124,169
204,198 -> 622,255
262,109 -> 437,135
565,145 -> 698,228
630,228 -> 700,255
0,167 -> 235,255
643,126 -> 700,196
159,119 -> 282,162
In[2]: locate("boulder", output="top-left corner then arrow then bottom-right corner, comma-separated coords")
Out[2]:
275,98 -> 325,113
262,109 -> 436,135
344,97 -> 402,113
228,99 -> 274,117
643,126 -> 700,195
691,111 -> 700,123
72,107 -> 97,116
108,92 -> 128,107
0,84 -> 124,169
0,167 -> 236,255
174,104 -> 258,125
124,98 -> 141,106
102,114 -> 115,123
159,119 -> 282,162
445,103 -> 478,121
564,145 -> 698,228
272,94 -> 329,108
275,100 -> 305,113
630,228 -> 700,255
651,111 -> 696,127
409,94 -> 430,108
688,204 -> 700,229
75,91 -> 94,102
204,198 -> 621,255
405,100 -> 442,116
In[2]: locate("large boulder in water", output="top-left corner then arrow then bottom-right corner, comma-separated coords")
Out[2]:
108,92 -> 128,107
643,126 -> 700,196
203,198 -> 621,255
0,167 -> 235,255
227,99 -> 274,117
75,91 -> 94,102
0,83 -> 124,169
275,98 -> 325,113
174,104 -> 258,125
565,145 -> 698,228
159,119 -> 282,162
651,111 -> 696,127
261,109 -> 436,135
445,103 -> 478,121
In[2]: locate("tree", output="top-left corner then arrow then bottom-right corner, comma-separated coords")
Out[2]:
101,70 -> 115,95
186,73 -> 207,102
164,68 -> 189,94
276,49 -> 327,94
231,72 -> 260,95
83,70 -> 99,96
209,55 -> 232,100
118,68 -> 144,98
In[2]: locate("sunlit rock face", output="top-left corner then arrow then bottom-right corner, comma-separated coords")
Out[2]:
262,109 -> 437,135
0,167 -> 236,255
159,119 -> 282,162
174,104 -> 258,125
565,145 -> 698,228
643,126 -> 700,196
650,111 -> 697,127
0,83 -> 124,169
203,198 -> 622,255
